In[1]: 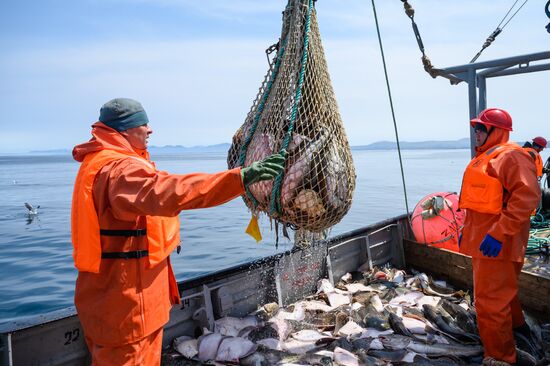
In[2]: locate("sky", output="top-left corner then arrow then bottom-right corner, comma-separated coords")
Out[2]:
0,0 -> 548,153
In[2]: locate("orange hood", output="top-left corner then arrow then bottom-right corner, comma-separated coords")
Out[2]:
475,127 -> 510,156
73,122 -> 148,162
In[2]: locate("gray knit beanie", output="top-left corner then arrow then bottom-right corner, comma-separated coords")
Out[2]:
99,98 -> 149,131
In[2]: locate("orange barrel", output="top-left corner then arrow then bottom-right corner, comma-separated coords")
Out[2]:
410,192 -> 464,252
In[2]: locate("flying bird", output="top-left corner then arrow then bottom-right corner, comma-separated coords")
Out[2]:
24,202 -> 40,215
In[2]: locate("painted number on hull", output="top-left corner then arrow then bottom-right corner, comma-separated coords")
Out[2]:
64,328 -> 80,345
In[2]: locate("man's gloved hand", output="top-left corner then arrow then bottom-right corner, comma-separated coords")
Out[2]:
479,234 -> 502,257
241,151 -> 286,187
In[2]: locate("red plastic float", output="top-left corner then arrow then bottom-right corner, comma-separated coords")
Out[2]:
410,192 -> 464,252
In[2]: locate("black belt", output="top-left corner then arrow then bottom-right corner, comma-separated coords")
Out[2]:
101,250 -> 149,259
100,229 -> 147,237
100,229 -> 148,259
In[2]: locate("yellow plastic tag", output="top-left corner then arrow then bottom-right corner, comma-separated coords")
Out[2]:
245,215 -> 262,243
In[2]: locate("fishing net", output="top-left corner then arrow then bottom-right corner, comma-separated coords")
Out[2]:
227,0 -> 355,234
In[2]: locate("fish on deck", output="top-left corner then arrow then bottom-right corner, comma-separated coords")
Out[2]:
162,265 -> 546,365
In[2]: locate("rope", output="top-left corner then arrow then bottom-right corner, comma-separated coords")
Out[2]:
469,0 -> 530,63
527,212 -> 550,255
239,32 -> 290,207
501,0 -> 529,28
400,1 -> 440,79
270,0 -> 314,216
371,0 -> 410,217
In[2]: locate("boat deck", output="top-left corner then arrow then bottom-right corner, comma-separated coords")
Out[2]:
2,214 -> 550,365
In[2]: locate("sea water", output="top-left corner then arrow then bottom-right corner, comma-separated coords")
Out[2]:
0,149 -> 471,324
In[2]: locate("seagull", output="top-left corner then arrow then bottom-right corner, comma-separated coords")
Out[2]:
24,202 -> 40,215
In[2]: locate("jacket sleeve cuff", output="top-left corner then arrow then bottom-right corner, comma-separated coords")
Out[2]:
487,228 -> 505,244
231,167 -> 246,195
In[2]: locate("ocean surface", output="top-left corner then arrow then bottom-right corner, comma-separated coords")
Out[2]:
0,149 -> 471,325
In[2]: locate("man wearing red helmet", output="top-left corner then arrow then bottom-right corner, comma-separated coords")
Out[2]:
523,136 -> 547,178
459,108 -> 541,365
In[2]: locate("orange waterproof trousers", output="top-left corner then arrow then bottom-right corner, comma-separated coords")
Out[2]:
473,257 -> 524,364
85,327 -> 163,366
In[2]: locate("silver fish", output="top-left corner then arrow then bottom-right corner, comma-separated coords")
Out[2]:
197,332 -> 223,361
215,337 -> 257,362
355,349 -> 386,366
422,304 -> 479,343
380,334 -> 483,357
367,348 -> 408,362
214,315 -> 260,337
439,299 -> 478,335
333,346 -> 360,366
173,336 -> 198,359
406,340 -> 483,357
281,130 -> 328,208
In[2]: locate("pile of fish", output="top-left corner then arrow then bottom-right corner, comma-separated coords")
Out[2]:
162,266 -> 545,365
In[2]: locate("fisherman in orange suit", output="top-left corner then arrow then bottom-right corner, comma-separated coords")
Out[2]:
523,136 -> 547,179
458,108 -> 541,366
71,98 -> 285,365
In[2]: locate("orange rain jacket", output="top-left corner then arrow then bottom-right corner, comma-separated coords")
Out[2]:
524,147 -> 543,178
72,149 -> 182,274
459,142 -> 526,215
72,122 -> 245,346
459,128 -> 540,262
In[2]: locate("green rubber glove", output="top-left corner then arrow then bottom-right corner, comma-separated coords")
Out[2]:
241,151 -> 286,186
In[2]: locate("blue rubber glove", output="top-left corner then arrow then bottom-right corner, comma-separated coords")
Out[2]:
458,234 -> 462,247
479,234 -> 502,257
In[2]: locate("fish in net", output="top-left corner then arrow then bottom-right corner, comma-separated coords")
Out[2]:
227,0 -> 356,238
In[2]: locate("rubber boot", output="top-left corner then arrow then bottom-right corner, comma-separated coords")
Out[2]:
482,357 -> 511,366
482,349 -> 536,366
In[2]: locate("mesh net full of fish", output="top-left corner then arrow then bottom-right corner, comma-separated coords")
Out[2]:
227,0 -> 356,235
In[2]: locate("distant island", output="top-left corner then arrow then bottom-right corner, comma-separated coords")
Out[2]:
26,138 -> 474,154
352,138 -> 471,150
150,138 -> 472,152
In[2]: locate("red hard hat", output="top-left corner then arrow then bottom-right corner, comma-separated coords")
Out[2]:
470,108 -> 513,131
533,136 -> 547,148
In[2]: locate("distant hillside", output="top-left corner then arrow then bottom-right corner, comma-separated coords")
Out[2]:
149,139 -> 471,153
353,138 -> 470,150
149,138 -> 470,153
29,148 -> 71,154
25,139 -> 475,155
27,144 -> 232,154
148,143 -> 231,153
